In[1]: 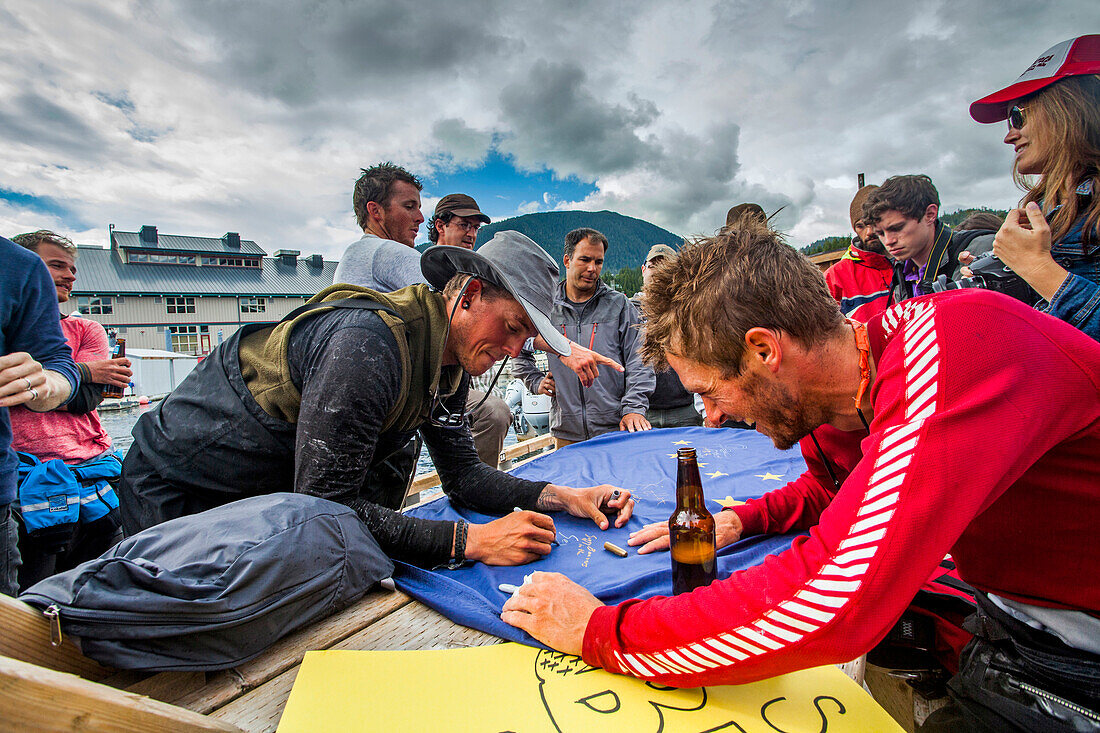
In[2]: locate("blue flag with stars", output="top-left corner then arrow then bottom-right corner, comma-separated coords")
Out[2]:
392,426 -> 807,646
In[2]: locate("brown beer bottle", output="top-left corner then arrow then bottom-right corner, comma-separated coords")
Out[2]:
101,338 -> 126,398
669,447 -> 717,594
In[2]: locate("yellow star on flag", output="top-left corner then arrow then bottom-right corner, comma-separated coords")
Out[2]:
705,470 -> 729,478
672,440 -> 692,445
756,472 -> 783,481
667,453 -> 679,459
716,495 -> 746,508
697,462 -> 708,467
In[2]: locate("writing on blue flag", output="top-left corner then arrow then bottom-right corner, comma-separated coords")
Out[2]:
392,427 -> 807,646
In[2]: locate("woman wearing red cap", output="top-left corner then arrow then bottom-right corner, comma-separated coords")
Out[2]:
969,35 -> 1100,342
917,35 -> 1100,733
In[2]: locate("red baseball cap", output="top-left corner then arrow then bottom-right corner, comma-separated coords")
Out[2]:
970,35 -> 1100,123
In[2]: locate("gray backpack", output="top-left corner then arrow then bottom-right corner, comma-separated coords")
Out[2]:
20,493 -> 393,671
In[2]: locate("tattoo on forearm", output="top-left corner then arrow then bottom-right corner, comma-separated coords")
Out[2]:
536,486 -> 563,511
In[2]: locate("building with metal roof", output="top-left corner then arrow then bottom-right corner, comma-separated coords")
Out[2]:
63,226 -> 337,355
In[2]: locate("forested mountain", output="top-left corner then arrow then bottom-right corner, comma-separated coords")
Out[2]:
468,210 -> 684,275
802,236 -> 852,256
939,207 -> 1009,229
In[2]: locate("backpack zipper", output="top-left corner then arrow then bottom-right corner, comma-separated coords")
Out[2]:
26,581 -> 330,629
44,604 -> 63,647
1017,681 -> 1100,724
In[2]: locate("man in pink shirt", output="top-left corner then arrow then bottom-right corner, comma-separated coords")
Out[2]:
9,231 -> 131,588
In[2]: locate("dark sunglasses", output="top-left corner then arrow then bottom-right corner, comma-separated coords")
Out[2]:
427,357 -> 510,429
428,394 -> 470,429
1007,105 -> 1027,131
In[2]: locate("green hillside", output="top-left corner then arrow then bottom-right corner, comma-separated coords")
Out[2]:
939,207 -> 1008,229
470,210 -> 684,276
802,236 -> 852,256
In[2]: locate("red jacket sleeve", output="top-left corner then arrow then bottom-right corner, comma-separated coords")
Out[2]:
824,259 -> 845,303
582,294 -> 1092,687
731,425 -> 865,536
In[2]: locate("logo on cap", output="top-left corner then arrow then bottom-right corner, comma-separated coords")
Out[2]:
1025,54 -> 1055,74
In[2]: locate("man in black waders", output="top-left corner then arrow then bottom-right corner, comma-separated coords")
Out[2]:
118,232 -> 635,567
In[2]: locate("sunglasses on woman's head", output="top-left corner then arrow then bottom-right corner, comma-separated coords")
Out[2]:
1007,105 -> 1027,131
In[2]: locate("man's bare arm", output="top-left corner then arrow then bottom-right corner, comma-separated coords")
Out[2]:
0,352 -> 72,411
531,335 -> 622,388
535,483 -> 634,530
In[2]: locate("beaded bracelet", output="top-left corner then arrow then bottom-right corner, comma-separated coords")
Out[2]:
451,520 -> 468,566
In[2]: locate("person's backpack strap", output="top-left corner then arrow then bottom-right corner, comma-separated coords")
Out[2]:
15,452 -> 81,552
277,297 -> 398,325
69,452 -> 123,524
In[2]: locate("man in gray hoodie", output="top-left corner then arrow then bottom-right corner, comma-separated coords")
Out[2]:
513,228 -> 654,448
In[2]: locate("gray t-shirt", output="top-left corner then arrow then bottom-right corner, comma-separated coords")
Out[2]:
333,232 -> 426,291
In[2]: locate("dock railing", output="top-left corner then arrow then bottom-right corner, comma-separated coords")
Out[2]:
406,433 -> 555,505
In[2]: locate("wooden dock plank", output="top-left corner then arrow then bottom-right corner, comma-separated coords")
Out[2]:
0,594 -> 113,681
119,670 -> 208,705
0,656 -> 243,733
119,588 -> 413,715
336,600 -> 502,652
207,667 -> 299,733
209,599 -> 501,733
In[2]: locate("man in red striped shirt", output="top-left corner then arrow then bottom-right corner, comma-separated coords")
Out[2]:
503,221 -> 1100,725
824,185 -> 894,322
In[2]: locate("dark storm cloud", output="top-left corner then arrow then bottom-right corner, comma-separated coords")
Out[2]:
647,122 -> 746,223
0,92 -> 110,159
493,57 -> 786,227
431,118 -> 493,167
497,61 -> 662,177
6,0 -> 1088,254
692,0 -> 1099,233
167,0 -> 518,105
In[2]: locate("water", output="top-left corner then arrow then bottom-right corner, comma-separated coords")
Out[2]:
98,405 -> 148,457
100,402 -> 519,476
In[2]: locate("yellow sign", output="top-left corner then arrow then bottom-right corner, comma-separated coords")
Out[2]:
278,644 -> 901,732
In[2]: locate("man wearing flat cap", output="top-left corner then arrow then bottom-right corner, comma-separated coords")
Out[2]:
120,232 -> 634,567
427,193 -> 491,249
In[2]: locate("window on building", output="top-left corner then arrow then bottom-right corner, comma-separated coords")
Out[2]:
165,296 -> 196,314
201,256 -> 260,268
168,325 -> 208,355
129,251 -> 195,264
76,296 -> 114,315
240,297 -> 266,314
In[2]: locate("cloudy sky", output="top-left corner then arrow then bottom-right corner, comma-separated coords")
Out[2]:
2,1 -> 1097,260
